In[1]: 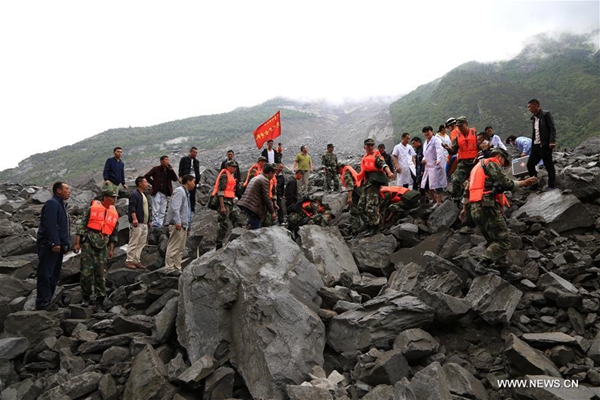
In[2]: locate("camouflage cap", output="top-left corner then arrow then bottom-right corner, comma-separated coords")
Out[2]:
456,116 -> 468,126
101,188 -> 117,197
257,156 -> 268,162
327,143 -> 334,148
225,160 -> 238,167
364,138 -> 376,145
490,148 -> 511,167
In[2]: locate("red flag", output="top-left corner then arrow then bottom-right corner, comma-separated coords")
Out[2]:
253,111 -> 281,149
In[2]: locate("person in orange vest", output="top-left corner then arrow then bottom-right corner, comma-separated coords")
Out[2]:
262,164 -> 281,227
338,162 -> 363,235
73,188 -> 120,308
357,138 -> 395,236
213,160 -> 243,250
243,156 -> 267,187
443,116 -> 479,203
460,148 -> 537,280
379,185 -> 421,225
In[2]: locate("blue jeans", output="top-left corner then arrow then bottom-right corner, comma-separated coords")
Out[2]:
36,242 -> 63,309
240,206 -> 261,230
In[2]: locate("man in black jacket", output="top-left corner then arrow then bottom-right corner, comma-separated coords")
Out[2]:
36,181 -> 71,311
126,177 -> 151,269
285,170 -> 303,211
275,163 -> 286,224
526,99 -> 556,190
178,147 -> 200,212
261,140 -> 282,164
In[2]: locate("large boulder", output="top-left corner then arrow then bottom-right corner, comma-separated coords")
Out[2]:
122,345 -> 176,400
0,235 -> 36,257
573,137 -> 600,156
427,200 -> 459,233
512,190 -> 594,233
0,275 -> 35,298
351,234 -> 396,275
177,226 -> 326,400
504,334 -> 562,378
465,274 -> 523,325
3,311 -> 64,345
296,225 -> 360,286
556,166 -> 600,202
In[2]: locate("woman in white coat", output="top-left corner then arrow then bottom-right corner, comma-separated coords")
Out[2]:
392,132 -> 416,188
421,126 -> 447,207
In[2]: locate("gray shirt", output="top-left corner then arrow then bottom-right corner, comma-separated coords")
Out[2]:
166,186 -> 191,228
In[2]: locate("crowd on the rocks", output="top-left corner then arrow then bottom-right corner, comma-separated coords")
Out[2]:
35,98 -> 557,310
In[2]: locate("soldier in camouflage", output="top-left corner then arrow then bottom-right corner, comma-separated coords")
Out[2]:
337,162 -> 363,236
287,199 -> 333,234
214,160 -> 243,250
357,138 -> 395,236
73,188 -> 119,307
321,144 -> 340,191
461,148 -> 537,280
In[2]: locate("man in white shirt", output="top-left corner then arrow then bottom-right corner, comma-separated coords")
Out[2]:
392,133 -> 416,188
261,140 -> 278,164
484,126 -> 507,150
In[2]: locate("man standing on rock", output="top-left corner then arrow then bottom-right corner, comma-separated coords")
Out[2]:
212,161 -> 243,250
261,139 -> 282,164
285,169 -> 303,211
164,175 -> 195,272
74,188 -> 119,307
178,147 -> 200,213
460,148 -> 537,280
443,116 -> 478,203
526,98 -> 557,190
293,146 -> 313,195
36,182 -> 71,311
321,143 -> 340,191
126,177 -> 151,269
392,133 -> 416,188
237,164 -> 277,230
144,156 -> 178,228
103,147 -> 127,195
357,138 -> 395,236
220,150 -> 242,183
243,156 -> 267,187
338,162 -> 362,236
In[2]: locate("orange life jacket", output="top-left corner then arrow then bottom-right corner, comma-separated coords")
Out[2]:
450,127 -> 460,142
380,186 -> 411,203
87,200 -> 119,235
457,128 -> 478,160
243,163 -> 263,187
212,169 -> 237,199
301,200 -> 325,217
341,166 -> 361,189
361,150 -> 382,172
269,176 -> 276,199
468,157 -> 509,208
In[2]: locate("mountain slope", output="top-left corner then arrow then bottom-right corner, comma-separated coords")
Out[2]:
389,32 -> 600,145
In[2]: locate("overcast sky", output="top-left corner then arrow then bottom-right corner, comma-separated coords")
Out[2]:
0,1 -> 598,171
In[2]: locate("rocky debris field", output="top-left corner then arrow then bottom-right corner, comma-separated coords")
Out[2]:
0,142 -> 600,399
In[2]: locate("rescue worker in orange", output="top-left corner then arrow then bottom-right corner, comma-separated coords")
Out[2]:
262,164 -> 280,227
460,148 -> 537,280
338,162 -> 362,235
443,116 -> 479,202
379,186 -> 421,225
243,156 -> 268,187
356,138 -> 395,236
213,160 -> 243,250
74,188 -> 119,307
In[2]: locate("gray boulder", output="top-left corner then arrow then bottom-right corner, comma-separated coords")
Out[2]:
287,385 -> 333,400
177,226 -> 325,400
0,221 -> 24,238
297,225 -> 360,286
122,345 -> 176,400
393,328 -> 440,362
538,271 -> 581,308
465,274 -> 523,325
573,136 -> 600,156
152,296 -> 178,343
37,371 -> 102,400
351,234 -> 396,274
443,363 -> 488,400
353,348 -> 410,386
427,200 -> 459,233
3,311 -> 63,345
0,235 -> 36,257
0,275 -> 35,298
408,362 -> 452,400
0,337 -> 29,359
512,190 -> 594,232
556,166 -> 600,202
504,334 -> 562,377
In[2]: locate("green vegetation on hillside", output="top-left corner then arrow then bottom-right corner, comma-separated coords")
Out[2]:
390,32 -> 600,146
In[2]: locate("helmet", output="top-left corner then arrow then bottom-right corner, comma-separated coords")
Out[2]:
445,117 -> 457,127
490,148 -> 511,167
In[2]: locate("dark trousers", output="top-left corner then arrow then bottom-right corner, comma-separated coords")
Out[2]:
240,206 -> 261,230
527,144 -> 555,188
189,186 -> 197,212
276,196 -> 285,224
36,244 -> 63,309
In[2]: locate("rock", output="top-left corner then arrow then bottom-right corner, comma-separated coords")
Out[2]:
418,289 -> 471,323
557,166 -> 600,202
3,310 -> 63,345
37,371 -> 103,400
177,227 -> 325,400
353,348 -> 410,386
0,378 -> 42,400
393,328 -> 440,361
98,374 -> 118,400
351,234 -> 396,274
465,274 -> 523,325
514,374 -> 600,400
78,333 -> 138,354
297,225 -> 360,285
30,189 -> 52,204
107,266 -> 144,287
100,346 -> 131,367
0,337 -> 29,359
152,297 -> 178,343
0,221 -> 24,238
504,334 -> 562,378
122,345 -> 176,400
567,307 -> 586,335
362,384 -> 395,400
352,273 -> 387,298
521,332 -> 580,349
145,288 -> 179,316
0,235 -> 37,257
167,353 -> 189,382
574,136 -> 600,156
389,223 -> 421,248
176,355 -> 217,389
427,200 -> 459,233
327,291 -> 434,353
319,286 -> 352,309
111,314 -> 153,335
0,274 -> 35,298
408,362 -> 452,400
58,348 -> 86,375
538,272 -> 581,308
286,385 -> 333,400
443,363 -> 488,400
513,190 -> 594,233
588,331 -> 600,364
204,366 -> 235,400
549,345 -> 574,366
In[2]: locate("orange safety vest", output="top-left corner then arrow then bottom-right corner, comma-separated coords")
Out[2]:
269,176 -> 276,199
468,157 -> 510,208
212,169 -> 237,199
380,186 -> 411,203
341,165 -> 361,189
456,128 -> 478,160
450,127 -> 460,142
243,163 -> 263,187
361,150 -> 383,172
87,200 -> 119,235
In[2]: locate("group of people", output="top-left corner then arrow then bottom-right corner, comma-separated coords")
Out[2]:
34,98 -> 557,310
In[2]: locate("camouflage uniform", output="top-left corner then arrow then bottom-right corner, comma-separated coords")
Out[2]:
342,169 -> 363,235
76,204 -> 118,300
357,153 -> 389,228
287,200 -> 331,233
321,152 -> 340,191
466,160 -> 518,264
215,173 -> 243,248
448,134 -> 477,201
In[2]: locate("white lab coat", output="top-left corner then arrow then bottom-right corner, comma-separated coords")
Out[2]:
392,143 -> 415,187
421,136 -> 447,190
